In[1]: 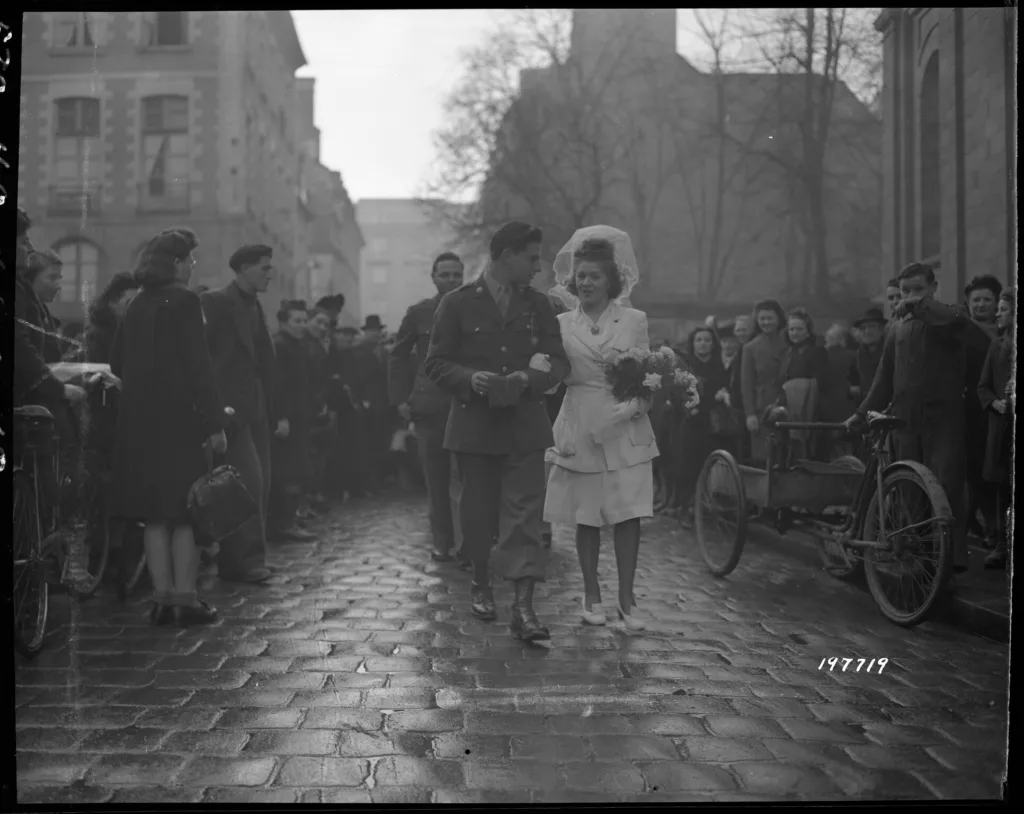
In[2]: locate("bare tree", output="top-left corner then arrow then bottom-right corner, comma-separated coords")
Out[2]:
724,8 -> 883,300
422,9 -> 665,265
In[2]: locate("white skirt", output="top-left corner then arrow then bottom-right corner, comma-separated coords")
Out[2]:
543,461 -> 654,528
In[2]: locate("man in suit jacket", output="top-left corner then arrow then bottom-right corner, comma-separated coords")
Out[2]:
201,244 -> 283,583
424,222 -> 569,641
390,252 -> 465,562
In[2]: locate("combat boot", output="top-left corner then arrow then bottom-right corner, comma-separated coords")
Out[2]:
510,578 -> 550,641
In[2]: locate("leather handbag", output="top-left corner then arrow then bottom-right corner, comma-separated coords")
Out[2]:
187,456 -> 259,544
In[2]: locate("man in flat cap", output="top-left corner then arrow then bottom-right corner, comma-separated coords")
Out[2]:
200,244 -> 284,583
424,222 -> 569,641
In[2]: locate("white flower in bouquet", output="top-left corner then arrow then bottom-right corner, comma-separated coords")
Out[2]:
657,345 -> 677,360
642,372 -> 663,392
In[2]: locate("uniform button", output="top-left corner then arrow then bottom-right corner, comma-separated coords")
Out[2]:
500,346 -> 508,353
502,366 -> 509,373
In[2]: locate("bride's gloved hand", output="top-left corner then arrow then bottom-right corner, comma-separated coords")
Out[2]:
528,353 -> 552,373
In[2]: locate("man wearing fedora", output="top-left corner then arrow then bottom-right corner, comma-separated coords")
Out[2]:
389,253 -> 465,562
849,308 -> 887,405
425,222 -> 569,641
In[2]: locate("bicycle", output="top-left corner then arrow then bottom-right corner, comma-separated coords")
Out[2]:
694,410 -> 953,627
12,400 -> 112,658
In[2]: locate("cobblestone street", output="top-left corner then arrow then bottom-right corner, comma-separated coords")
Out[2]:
14,494 -> 1009,803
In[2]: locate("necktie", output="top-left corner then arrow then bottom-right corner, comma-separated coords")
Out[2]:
494,284 -> 510,318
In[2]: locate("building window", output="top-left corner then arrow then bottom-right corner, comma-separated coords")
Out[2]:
52,98 -> 101,210
54,12 -> 96,48
370,238 -> 388,254
54,240 -> 100,305
140,95 -> 190,212
919,53 -> 941,261
143,12 -> 188,47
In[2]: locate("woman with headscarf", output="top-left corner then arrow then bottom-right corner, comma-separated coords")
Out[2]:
675,324 -> 734,529
108,231 -> 227,627
740,299 -> 788,463
977,287 -> 1014,570
774,307 -> 830,461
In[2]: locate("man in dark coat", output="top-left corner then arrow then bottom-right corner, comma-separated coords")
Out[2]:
268,300 -> 317,544
424,222 -> 569,640
852,262 -> 992,574
200,245 -> 282,583
361,314 -> 395,486
303,307 -> 335,509
389,252 -> 465,561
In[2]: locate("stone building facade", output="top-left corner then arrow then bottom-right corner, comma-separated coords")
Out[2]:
875,8 -> 1017,298
293,76 -> 364,327
479,9 -> 883,341
18,11 -> 310,324
356,200 -> 485,334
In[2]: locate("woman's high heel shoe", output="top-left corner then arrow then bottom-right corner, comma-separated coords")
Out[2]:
616,600 -> 646,631
173,601 -> 218,628
581,598 -> 607,626
149,603 -> 175,627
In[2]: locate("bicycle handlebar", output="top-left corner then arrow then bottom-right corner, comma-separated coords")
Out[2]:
769,421 -> 850,432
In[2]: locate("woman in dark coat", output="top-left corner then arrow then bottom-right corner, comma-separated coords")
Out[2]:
83,272 -> 140,472
676,326 -> 734,528
775,308 -> 831,461
109,231 -> 226,627
977,287 -> 1014,570
740,299 -> 788,463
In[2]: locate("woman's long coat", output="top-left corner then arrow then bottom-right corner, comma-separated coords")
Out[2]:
977,332 -> 1014,485
108,284 -> 226,523
740,330 -> 788,461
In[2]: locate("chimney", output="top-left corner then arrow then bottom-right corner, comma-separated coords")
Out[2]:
570,9 -> 677,69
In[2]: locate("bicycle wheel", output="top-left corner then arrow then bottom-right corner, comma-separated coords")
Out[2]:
13,471 -> 49,658
695,450 -> 748,577
862,465 -> 953,626
818,455 -> 866,581
66,469 -> 110,598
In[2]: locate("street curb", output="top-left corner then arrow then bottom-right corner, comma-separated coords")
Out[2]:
746,523 -> 1009,644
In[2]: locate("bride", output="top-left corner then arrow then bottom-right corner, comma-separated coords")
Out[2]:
538,227 -> 658,631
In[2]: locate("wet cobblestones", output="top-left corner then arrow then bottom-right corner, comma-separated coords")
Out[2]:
14,494 -> 1009,803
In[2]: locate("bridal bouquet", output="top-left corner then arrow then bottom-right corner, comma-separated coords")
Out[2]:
606,346 -> 699,410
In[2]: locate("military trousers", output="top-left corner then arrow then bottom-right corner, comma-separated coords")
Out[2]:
892,427 -> 968,571
218,419 -> 271,576
454,450 -> 549,582
414,416 -> 455,554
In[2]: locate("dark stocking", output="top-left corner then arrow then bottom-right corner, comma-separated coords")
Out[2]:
575,524 -> 602,607
613,519 -> 641,610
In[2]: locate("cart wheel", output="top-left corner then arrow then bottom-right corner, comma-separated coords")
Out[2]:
13,471 -> 49,659
695,450 -> 748,577
67,469 -> 111,599
819,456 -> 866,581
862,465 -> 952,626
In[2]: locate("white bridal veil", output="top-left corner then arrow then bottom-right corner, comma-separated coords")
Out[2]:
550,225 -> 639,309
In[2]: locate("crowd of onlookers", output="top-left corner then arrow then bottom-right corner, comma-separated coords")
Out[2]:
11,200 -> 1014,634
646,269 -> 1014,573
12,207 -> 419,627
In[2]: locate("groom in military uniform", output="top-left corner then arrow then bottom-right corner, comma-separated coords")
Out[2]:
425,222 -> 569,641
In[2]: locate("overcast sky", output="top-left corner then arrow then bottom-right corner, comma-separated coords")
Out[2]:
292,10 -> 710,203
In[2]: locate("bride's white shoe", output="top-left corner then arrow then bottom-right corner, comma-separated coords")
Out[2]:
616,600 -> 647,631
581,599 -> 607,626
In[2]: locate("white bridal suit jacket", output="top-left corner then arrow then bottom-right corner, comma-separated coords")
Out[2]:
547,302 -> 659,474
